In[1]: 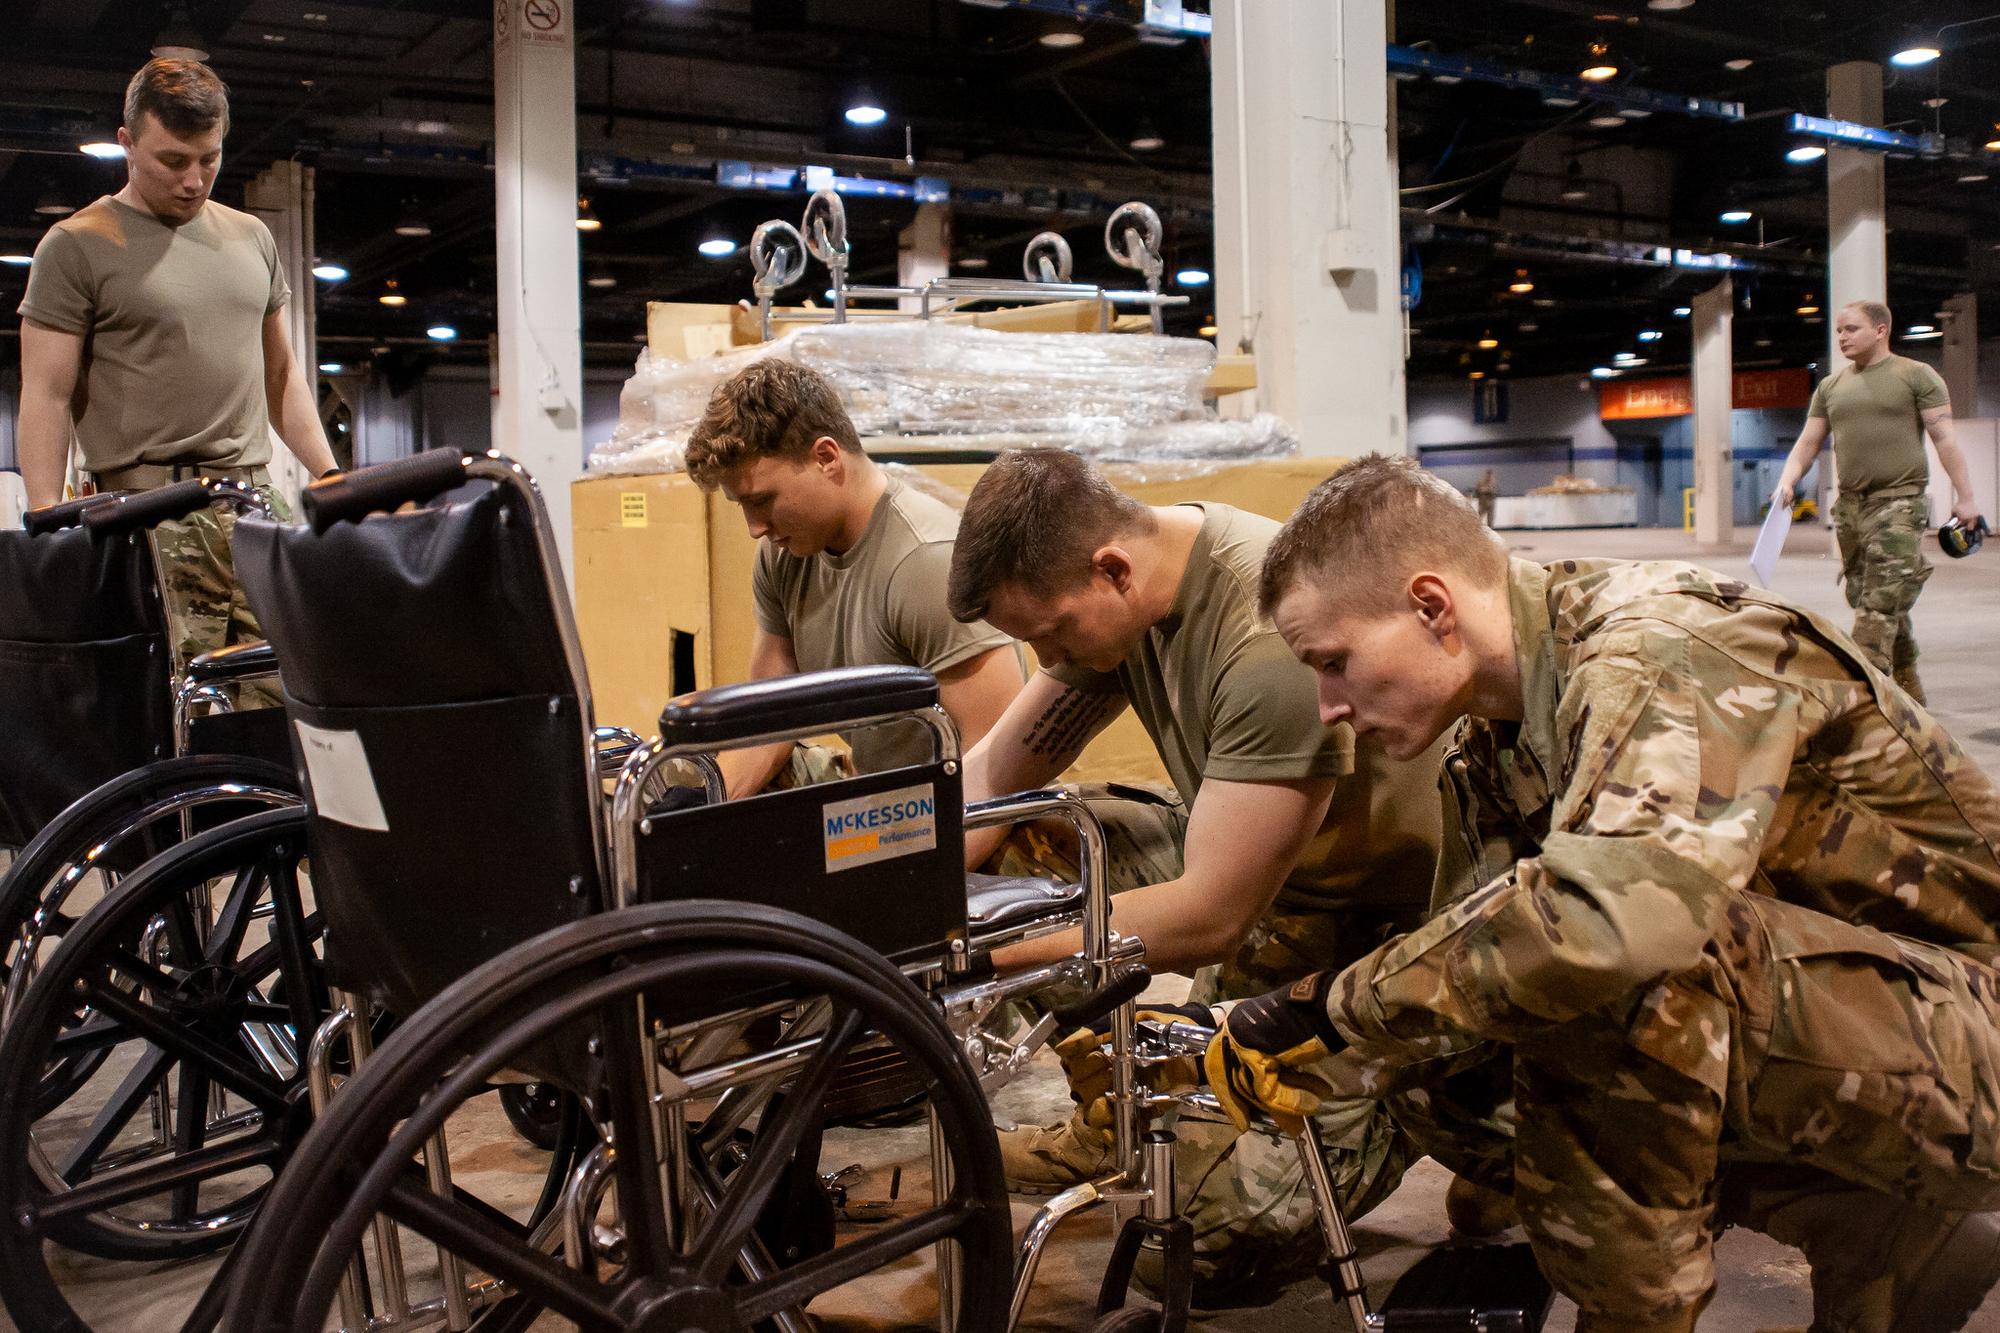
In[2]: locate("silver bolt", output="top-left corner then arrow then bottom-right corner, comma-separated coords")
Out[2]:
944,760 -> 958,775
548,696 -> 560,716
568,875 -> 585,897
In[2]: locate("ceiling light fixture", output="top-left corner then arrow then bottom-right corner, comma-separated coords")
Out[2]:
1198,324 -> 1219,337
585,269 -> 618,289
1673,306 -> 1692,316
1962,172 -> 1991,182
79,141 -> 125,160
33,192 -> 74,216
1518,321 -> 1539,333
1561,159 -> 1590,202
698,237 -> 737,258
1579,40 -> 1619,81
1786,144 -> 1826,163
575,197 -> 602,232
844,92 -> 888,127
1038,25 -> 1086,48
393,209 -> 432,238
958,255 -> 990,270
1477,336 -> 1500,349
1719,209 -> 1753,223
318,361 -> 344,373
1637,329 -> 1663,341
426,324 -> 457,341
1508,269 -> 1534,294
0,254 -> 33,266
378,279 -> 406,307
1469,371 -> 1487,380
151,5 -> 209,61
311,262 -> 349,281
1647,0 -> 1695,9
1175,268 -> 1211,287
1796,304 -> 1820,315
1591,366 -> 1620,378
1724,58 -> 1753,71
1588,114 -> 1625,128
1890,44 -> 1941,67
1129,125 -> 1165,152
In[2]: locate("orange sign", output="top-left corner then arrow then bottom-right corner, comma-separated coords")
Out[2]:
1599,369 -> 1811,420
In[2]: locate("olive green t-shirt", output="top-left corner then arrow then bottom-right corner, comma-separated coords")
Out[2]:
754,477 -> 1013,773
1807,354 -> 1948,495
19,196 -> 288,476
1050,504 -> 1439,911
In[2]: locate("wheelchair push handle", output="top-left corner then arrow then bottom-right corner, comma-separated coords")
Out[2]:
80,477 -> 269,537
22,492 -> 122,536
303,447 -> 473,533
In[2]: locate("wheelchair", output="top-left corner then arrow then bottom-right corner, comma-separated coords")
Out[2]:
0,481 -> 309,1266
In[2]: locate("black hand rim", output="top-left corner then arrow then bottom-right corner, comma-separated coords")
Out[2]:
230,900 -> 1012,1333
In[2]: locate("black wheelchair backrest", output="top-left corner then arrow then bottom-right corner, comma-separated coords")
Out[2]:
233,452 -> 603,1016
0,514 -> 172,847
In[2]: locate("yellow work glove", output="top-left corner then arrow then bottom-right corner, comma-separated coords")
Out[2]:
1054,1002 -> 1215,1130
1203,972 -> 1344,1135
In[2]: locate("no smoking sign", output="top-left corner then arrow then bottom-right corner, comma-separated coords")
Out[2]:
520,0 -> 565,42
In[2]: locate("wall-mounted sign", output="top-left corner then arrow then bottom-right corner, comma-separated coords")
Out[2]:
1599,368 -> 1811,420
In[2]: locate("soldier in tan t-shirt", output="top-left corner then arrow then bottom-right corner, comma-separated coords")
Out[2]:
1772,300 -> 1983,701
948,448 -> 1442,1300
16,59 -> 335,681
683,359 -> 1026,831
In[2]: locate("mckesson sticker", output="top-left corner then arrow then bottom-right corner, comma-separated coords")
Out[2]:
293,721 -> 391,832
822,783 -> 937,873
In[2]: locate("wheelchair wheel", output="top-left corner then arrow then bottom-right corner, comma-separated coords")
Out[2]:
498,1081 -> 569,1152
230,901 -> 1013,1333
0,808 -> 323,1333
0,754 -> 301,1067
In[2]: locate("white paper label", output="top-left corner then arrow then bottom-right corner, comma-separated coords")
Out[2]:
822,782 -> 937,873
293,721 -> 391,832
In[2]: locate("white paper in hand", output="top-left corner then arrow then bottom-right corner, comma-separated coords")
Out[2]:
1749,501 -> 1794,588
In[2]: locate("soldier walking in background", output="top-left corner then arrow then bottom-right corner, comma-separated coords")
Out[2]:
1771,300 -> 1982,703
1474,468 -> 1498,526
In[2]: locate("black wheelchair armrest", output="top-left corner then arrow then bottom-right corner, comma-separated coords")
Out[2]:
23,493 -> 125,536
658,665 -> 939,750
186,640 -> 279,686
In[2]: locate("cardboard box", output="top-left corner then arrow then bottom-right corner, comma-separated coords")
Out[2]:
573,454 -> 1341,783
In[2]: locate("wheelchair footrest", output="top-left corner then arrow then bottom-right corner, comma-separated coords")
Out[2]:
1378,1240 -> 1553,1332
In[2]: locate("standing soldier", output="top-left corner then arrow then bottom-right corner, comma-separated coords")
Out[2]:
1771,300 -> 1982,703
15,58 -> 337,686
1207,455 -> 2000,1333
1474,468 -> 1498,527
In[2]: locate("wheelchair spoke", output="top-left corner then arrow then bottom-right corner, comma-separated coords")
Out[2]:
80,981 -> 290,1110
263,861 -> 326,1039
56,1043 -> 173,1185
691,1003 -> 865,1285
103,947 -> 185,999
378,1173 -> 622,1327
199,859 -> 268,967
38,1135 -> 281,1224
735,1204 -> 970,1324
171,1061 -> 213,1218
48,1017 -> 128,1059
601,1004 -> 675,1279
160,893 -> 208,968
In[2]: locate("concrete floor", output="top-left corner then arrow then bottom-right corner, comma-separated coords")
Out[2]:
6,522 -> 1998,1332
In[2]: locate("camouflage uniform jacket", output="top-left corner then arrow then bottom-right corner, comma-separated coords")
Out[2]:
1325,556 -> 2000,1066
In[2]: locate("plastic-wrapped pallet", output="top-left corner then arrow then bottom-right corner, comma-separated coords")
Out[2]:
587,321 -> 1296,477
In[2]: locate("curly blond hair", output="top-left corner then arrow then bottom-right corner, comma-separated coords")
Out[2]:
684,359 -> 861,490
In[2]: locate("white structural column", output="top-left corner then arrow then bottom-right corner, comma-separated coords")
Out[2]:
1210,0 -> 1404,455
1824,62 -> 1887,507
1690,276 -> 1734,547
897,204 -> 950,314
244,161 -> 315,508
1942,292 -> 1977,417
494,0 -> 585,585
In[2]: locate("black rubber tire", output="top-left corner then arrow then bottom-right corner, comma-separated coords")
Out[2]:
1091,1305 -> 1168,1333
497,1081 -> 568,1152
228,900 -> 1013,1333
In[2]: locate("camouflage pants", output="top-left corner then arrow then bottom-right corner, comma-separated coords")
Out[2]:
1832,489 -> 1932,701
155,485 -> 292,711
1375,893 -> 2000,1326
1135,904 -> 1421,1304
980,781 -> 1188,894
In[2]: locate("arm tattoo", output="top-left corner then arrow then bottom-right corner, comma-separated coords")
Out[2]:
1023,688 -> 1121,760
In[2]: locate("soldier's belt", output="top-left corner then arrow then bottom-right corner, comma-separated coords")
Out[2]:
90,461 -> 271,492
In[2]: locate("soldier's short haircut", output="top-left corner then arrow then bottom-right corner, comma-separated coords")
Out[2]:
1844,300 -> 1893,330
683,359 -> 862,491
948,449 -> 1154,622
124,58 -> 230,139
1259,455 -> 1508,619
